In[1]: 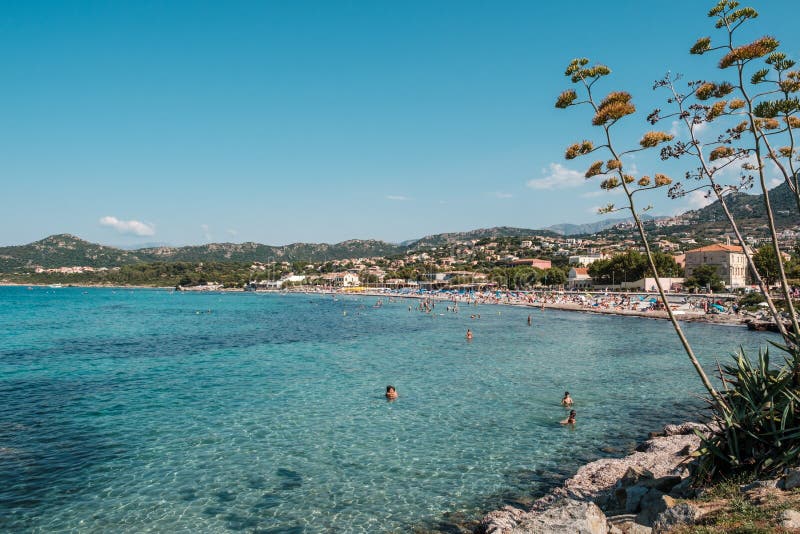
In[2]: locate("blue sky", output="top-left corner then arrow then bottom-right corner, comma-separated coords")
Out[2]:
1,0 -> 797,246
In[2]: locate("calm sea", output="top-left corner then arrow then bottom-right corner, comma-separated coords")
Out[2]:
0,287 -> 778,533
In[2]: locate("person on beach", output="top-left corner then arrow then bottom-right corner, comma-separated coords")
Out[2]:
561,391 -> 573,407
385,385 -> 398,400
560,410 -> 576,425
466,329 -> 473,340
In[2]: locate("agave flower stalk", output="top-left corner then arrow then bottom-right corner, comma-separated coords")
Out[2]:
557,59 -> 723,405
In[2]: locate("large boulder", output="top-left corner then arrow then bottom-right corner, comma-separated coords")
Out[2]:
622,485 -> 649,514
480,505 -> 528,534
641,475 -> 682,493
635,489 -> 673,526
780,509 -> 800,529
783,468 -> 800,490
510,499 -> 608,534
618,466 -> 654,488
663,422 -> 704,436
652,502 -> 701,533
606,515 -> 652,534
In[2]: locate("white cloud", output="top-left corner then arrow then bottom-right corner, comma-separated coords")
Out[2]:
687,190 -> 714,209
201,224 -> 212,241
527,163 -> 584,190
581,189 -> 623,198
386,195 -> 409,201
769,177 -> 783,188
492,191 -> 513,199
669,119 -> 708,139
99,216 -> 155,236
227,229 -> 238,237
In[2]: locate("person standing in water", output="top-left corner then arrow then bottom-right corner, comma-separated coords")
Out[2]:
561,391 -> 573,407
527,315 -> 532,326
385,385 -> 398,400
560,410 -> 576,425
466,329 -> 473,340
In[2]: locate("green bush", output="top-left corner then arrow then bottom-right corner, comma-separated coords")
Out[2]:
696,347 -> 800,482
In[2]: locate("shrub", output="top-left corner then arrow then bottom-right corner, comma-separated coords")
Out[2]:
695,347 -> 800,482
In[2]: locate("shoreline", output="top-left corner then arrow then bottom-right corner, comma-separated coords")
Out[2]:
0,282 -> 754,328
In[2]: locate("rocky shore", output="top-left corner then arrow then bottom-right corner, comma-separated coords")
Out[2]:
477,422 -> 704,533
476,421 -> 800,533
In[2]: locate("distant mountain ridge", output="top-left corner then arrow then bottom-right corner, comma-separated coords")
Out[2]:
544,214 -> 660,236
0,234 -> 408,271
401,226 -> 560,248
683,181 -> 797,224
1,182 -> 796,272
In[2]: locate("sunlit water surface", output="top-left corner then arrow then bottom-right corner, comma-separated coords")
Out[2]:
0,287 -> 778,532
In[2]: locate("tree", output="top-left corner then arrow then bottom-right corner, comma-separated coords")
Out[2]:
685,264 -> 725,292
752,244 -> 781,285
543,267 -> 566,287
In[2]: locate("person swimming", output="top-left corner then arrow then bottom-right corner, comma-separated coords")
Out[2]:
385,385 -> 398,400
466,329 -> 473,340
560,410 -> 576,425
561,391 -> 573,407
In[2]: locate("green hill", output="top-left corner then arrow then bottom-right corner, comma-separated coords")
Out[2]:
683,181 -> 797,225
0,234 -> 407,272
0,234 -> 148,270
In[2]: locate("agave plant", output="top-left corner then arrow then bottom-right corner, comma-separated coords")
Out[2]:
696,347 -> 800,481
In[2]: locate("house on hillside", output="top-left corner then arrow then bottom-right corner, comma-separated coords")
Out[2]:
509,258 -> 552,270
685,243 -> 748,289
568,253 -> 607,266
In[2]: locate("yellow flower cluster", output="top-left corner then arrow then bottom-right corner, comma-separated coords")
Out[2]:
555,90 -> 578,109
719,36 -> 780,69
710,146 -> 735,161
585,161 -> 604,178
707,101 -> 728,120
639,131 -> 674,148
654,174 -> 672,186
565,140 -> 594,160
592,92 -> 635,126
600,177 -> 620,190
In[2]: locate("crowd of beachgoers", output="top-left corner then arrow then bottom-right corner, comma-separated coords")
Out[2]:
297,287 -> 756,326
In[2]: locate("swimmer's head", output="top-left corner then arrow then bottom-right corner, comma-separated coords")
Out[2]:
386,385 -> 395,393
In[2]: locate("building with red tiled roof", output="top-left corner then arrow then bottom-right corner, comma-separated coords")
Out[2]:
685,243 -> 747,288
568,267 -> 593,290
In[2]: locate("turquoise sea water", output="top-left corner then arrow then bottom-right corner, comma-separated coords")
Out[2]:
0,287 -> 778,533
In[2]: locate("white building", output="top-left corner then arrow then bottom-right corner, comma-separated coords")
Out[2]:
568,253 -> 608,266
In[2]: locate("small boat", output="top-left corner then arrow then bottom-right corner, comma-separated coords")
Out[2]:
48,284 -> 62,288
